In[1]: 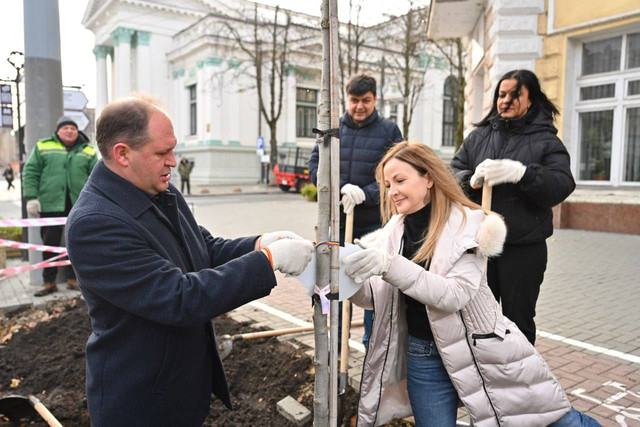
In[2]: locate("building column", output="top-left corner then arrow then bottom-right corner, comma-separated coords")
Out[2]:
171,69 -> 185,138
171,69 -> 181,137
284,65 -> 297,144
487,0 -> 544,84
196,60 -> 205,142
224,60 -> 241,145
136,31 -> 151,93
93,45 -> 112,116
205,58 -> 224,145
202,59 -> 214,144
111,27 -> 135,97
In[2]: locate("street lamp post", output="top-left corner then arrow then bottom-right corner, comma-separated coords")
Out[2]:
7,51 -> 27,255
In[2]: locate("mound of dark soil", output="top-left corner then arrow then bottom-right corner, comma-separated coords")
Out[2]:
0,299 -> 366,426
0,299 -> 91,426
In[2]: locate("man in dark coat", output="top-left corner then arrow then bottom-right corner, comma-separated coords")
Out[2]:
3,164 -> 14,190
308,74 -> 403,348
66,96 -> 313,427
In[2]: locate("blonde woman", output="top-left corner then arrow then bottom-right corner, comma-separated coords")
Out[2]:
343,142 -> 598,426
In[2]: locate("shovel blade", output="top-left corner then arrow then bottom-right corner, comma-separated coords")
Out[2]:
0,395 -> 39,422
338,372 -> 348,395
218,339 -> 233,360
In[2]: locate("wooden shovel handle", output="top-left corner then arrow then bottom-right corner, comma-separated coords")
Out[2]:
344,212 -> 354,244
28,395 -> 62,427
341,211 -> 355,375
227,320 -> 364,342
481,181 -> 492,210
230,325 -> 314,341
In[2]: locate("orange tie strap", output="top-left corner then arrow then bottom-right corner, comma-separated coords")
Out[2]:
262,247 -> 274,269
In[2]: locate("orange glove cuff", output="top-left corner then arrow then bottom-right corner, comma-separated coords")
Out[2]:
262,247 -> 274,269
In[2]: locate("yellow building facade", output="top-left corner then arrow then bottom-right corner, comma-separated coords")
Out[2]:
429,0 -> 640,233
537,0 -> 640,185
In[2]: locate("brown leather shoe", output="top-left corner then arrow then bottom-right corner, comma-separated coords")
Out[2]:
67,278 -> 81,291
34,281 -> 58,297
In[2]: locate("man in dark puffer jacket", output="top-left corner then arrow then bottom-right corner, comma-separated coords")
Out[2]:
309,74 -> 403,348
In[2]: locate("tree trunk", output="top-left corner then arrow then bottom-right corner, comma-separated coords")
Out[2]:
328,0 -> 342,425
379,56 -> 385,111
454,39 -> 466,152
402,10 -> 412,139
313,1 -> 331,425
269,122 -> 278,170
402,99 -> 410,139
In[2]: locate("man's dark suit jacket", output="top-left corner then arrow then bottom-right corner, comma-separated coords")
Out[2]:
66,161 -> 276,426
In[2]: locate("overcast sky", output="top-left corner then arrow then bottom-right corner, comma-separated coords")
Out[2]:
0,0 -> 427,108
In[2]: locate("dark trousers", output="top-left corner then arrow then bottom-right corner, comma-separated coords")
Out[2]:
487,241 -> 547,345
40,211 -> 74,283
181,178 -> 191,194
6,179 -> 14,190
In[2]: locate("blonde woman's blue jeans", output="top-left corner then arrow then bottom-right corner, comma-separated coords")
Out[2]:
406,336 -> 601,426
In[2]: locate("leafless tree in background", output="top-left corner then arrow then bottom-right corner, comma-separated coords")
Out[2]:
338,0 -> 367,111
225,5 -> 291,167
376,3 -> 430,139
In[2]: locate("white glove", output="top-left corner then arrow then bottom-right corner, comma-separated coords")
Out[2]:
265,239 -> 314,276
259,230 -> 305,249
26,199 -> 41,217
483,159 -> 527,186
340,184 -> 366,215
354,229 -> 382,249
343,247 -> 391,284
470,159 -> 494,189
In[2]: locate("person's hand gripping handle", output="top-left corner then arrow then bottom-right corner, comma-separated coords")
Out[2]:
262,239 -> 314,276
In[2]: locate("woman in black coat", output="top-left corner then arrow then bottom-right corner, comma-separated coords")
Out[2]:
451,69 -> 575,344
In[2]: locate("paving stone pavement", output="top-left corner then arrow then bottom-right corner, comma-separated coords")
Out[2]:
0,257 -> 82,311
538,230 -> 640,360
1,228 -> 639,425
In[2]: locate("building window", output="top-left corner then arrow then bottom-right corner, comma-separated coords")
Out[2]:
189,84 -> 197,136
296,88 -> 317,138
389,104 -> 398,124
574,31 -> 640,185
442,76 -> 458,147
580,84 -> 615,101
625,107 -> 640,182
582,36 -> 622,76
579,110 -> 613,180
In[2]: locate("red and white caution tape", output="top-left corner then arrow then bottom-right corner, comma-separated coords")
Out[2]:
0,217 -> 67,227
0,252 -> 70,279
0,260 -> 71,279
0,238 -> 67,254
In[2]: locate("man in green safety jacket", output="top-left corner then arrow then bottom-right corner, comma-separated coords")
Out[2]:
23,115 -> 98,296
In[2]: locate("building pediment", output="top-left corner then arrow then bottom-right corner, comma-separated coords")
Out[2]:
82,0 -> 211,31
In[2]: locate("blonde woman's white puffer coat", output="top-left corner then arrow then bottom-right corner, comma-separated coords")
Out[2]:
350,205 -> 571,427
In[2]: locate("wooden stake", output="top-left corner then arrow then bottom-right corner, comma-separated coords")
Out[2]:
340,212 -> 354,394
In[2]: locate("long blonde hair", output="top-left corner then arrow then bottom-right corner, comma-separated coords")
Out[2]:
376,142 -> 489,264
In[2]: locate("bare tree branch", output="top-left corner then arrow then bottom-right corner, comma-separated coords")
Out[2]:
224,3 -> 293,166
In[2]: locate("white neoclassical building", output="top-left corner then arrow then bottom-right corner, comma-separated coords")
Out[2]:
82,0 -> 457,185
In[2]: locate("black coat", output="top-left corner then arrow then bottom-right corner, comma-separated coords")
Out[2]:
3,167 -> 13,181
308,110 -> 403,232
451,110 -> 575,245
66,161 -> 276,427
